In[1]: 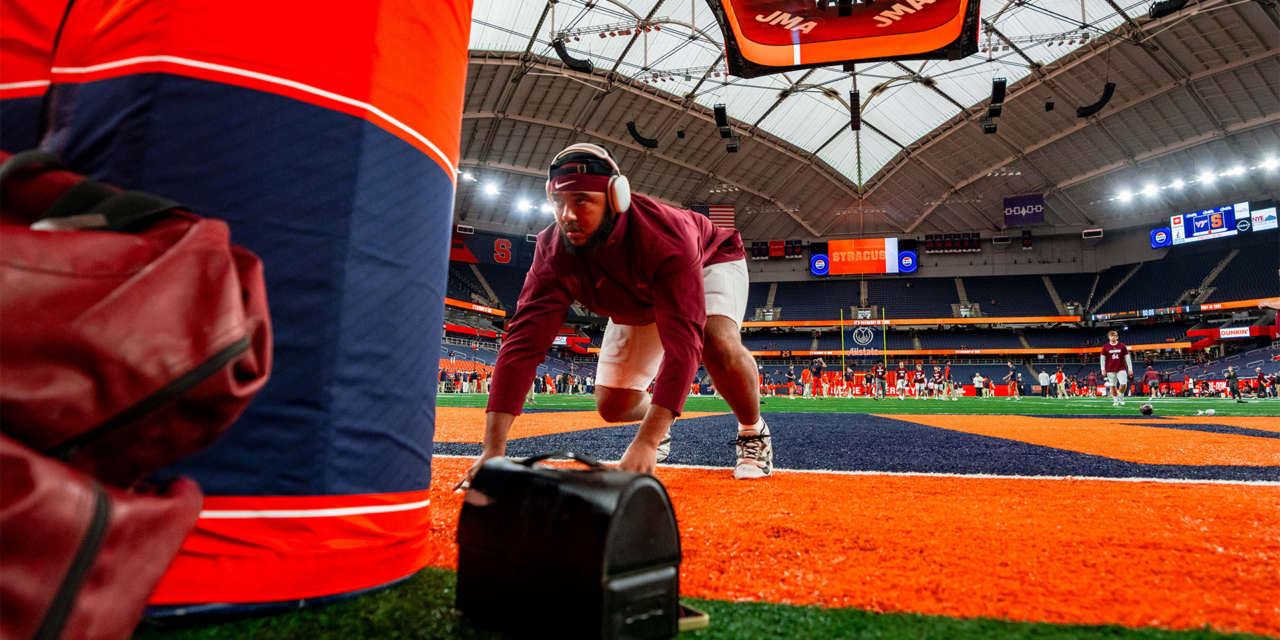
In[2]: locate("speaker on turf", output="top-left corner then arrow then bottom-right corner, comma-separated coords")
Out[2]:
458,452 -> 681,640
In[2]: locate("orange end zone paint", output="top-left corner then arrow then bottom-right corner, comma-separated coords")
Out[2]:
428,457 -> 1280,635
433,407 -> 728,443
880,414 -> 1280,466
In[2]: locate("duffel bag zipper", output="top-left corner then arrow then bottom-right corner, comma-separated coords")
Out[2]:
33,481 -> 111,640
45,335 -> 252,460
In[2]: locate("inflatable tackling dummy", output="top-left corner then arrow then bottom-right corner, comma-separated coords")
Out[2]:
0,0 -> 470,611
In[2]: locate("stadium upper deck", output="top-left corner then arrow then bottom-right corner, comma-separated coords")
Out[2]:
448,231 -> 1277,324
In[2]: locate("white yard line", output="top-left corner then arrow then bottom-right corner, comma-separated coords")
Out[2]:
431,454 -> 1279,486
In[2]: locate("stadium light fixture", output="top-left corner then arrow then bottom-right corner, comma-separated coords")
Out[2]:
1227,165 -> 1245,176
1263,157 -> 1278,170
1198,171 -> 1216,184
1118,190 -> 1132,202
1170,179 -> 1184,189
460,171 -> 473,181
541,203 -> 554,214
484,182 -> 499,196
517,199 -> 532,212
1141,184 -> 1158,197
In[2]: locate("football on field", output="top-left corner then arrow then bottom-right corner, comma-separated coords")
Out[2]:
1140,403 -> 1153,415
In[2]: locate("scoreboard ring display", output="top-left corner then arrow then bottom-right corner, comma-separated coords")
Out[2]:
1170,202 -> 1248,245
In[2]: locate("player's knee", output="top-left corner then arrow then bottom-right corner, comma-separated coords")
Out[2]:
597,403 -> 628,422
702,333 -> 737,369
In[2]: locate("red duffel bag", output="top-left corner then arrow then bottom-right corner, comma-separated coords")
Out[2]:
0,435 -> 203,640
0,150 -> 272,487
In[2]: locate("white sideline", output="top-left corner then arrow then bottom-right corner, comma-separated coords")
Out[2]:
49,55 -> 456,177
200,499 -> 431,519
432,454 -> 1280,486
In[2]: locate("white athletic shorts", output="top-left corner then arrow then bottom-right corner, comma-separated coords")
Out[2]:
596,259 -> 749,392
1105,370 -> 1128,386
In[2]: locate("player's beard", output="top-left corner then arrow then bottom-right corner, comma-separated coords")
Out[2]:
560,206 -> 617,257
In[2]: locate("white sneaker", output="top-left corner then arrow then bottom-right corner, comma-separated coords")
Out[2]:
655,429 -> 671,463
732,422 -> 773,479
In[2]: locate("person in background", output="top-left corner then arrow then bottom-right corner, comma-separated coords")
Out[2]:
1226,366 -> 1241,401
1142,366 -> 1160,398
1055,367 -> 1067,399
1100,331 -> 1133,407
1004,362 -> 1020,401
786,366 -> 797,399
972,372 -> 984,398
1038,369 -> 1051,398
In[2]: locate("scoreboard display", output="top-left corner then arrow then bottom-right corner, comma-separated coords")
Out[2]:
1170,202 -> 1247,245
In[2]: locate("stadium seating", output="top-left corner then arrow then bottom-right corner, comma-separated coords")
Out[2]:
448,263 -> 491,304
1114,323 -> 1192,345
1047,273 -> 1096,308
475,264 -> 527,310
745,282 -> 772,315
1096,251 -> 1224,314
865,278 -> 958,319
961,275 -> 1058,316
768,280 -> 861,320
1204,241 -> 1280,303
743,333 -> 815,351
917,329 -> 1023,349
1023,329 -> 1092,348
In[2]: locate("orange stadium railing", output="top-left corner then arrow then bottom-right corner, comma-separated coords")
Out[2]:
584,342 -> 1193,356
444,297 -> 505,317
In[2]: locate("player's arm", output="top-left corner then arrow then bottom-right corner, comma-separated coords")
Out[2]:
458,261 -> 573,489
619,258 -> 705,473
1124,352 -> 1133,375
1100,353 -> 1106,372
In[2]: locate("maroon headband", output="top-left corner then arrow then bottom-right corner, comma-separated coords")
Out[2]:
550,172 -> 611,193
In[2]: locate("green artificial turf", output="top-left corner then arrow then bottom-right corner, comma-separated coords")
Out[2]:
134,567 -> 1267,640
437,393 -> 1280,417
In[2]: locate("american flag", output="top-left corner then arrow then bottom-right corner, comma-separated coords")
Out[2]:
692,205 -> 735,229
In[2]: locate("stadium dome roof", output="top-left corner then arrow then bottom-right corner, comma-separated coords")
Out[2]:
458,0 -> 1279,239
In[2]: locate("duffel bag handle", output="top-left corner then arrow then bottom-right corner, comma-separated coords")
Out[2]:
0,150 -> 67,183
0,150 -> 181,231
520,451 -> 612,472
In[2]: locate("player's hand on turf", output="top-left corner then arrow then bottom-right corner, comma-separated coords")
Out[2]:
618,441 -> 658,474
454,452 -> 501,492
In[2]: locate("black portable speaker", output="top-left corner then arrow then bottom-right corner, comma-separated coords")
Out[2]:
457,452 -> 682,640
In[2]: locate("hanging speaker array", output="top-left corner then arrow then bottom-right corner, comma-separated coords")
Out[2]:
626,122 -> 659,149
1076,82 -> 1116,118
551,39 -> 593,74
987,77 -> 1006,118
849,90 -> 861,131
714,104 -> 733,138
1149,0 -> 1191,19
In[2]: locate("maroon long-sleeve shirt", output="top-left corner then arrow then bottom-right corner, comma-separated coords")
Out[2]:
486,194 -> 744,417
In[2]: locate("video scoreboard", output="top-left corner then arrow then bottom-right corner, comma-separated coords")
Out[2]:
1170,202 -> 1247,245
